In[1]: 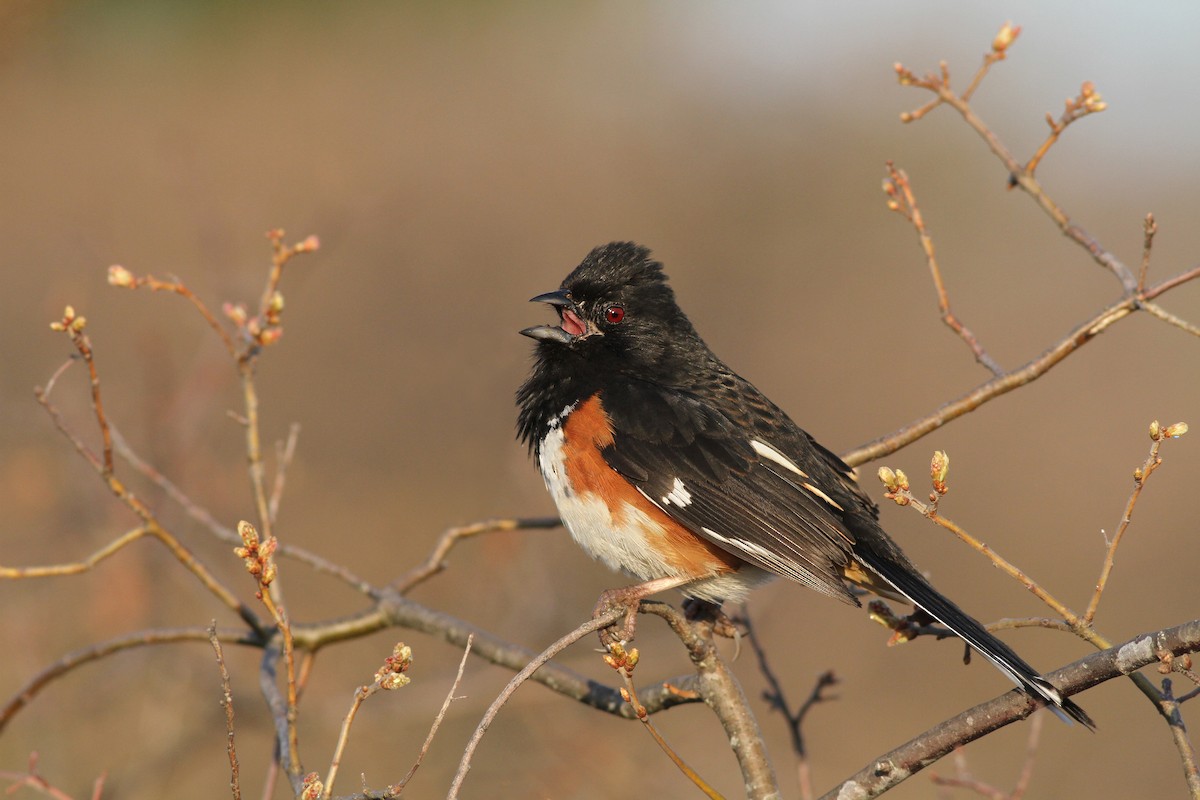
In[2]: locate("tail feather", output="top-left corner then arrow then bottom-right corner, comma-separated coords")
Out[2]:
856,545 -> 1095,730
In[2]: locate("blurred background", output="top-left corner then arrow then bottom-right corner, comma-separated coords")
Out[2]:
2,2 -> 1198,798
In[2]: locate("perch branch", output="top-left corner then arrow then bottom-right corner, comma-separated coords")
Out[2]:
823,619 -> 1200,799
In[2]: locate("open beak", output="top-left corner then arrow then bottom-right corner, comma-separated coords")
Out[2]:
520,289 -> 590,343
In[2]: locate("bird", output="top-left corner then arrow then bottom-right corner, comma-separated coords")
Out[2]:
516,241 -> 1093,728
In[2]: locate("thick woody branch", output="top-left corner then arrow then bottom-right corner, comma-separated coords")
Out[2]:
822,619 -> 1200,799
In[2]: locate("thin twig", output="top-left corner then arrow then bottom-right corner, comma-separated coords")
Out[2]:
392,517 -> 561,594
390,635 -> 473,794
883,162 -> 1002,375
1025,81 -> 1108,177
110,270 -> 239,358
209,622 -> 242,800
269,422 -> 302,525
447,610 -> 622,799
741,607 -> 837,800
110,423 -> 379,597
324,685 -> 372,796
1138,213 -> 1158,292
0,753 -> 76,800
1,626 -> 261,733
1141,301 -> 1200,337
0,526 -> 150,578
1084,424 -> 1180,623
988,617 -> 1075,635
40,357 -> 76,400
841,264 -> 1200,467
611,646 -> 725,800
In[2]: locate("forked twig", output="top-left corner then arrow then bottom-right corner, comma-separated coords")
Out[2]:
841,265 -> 1200,467
930,713 -> 1043,799
0,752 -> 89,800
883,162 -> 1002,375
741,607 -> 837,800
390,636 -> 473,795
447,610 -> 622,799
110,423 -> 378,597
323,642 -> 416,799
392,516 -> 561,594
1085,421 -> 1187,623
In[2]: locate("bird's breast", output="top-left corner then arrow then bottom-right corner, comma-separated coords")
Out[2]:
536,395 -> 745,597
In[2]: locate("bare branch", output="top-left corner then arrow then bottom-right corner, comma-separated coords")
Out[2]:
741,607 -> 837,800
392,516 -> 561,594
823,620 -> 1200,799
1138,213 -> 1158,292
1,626 -> 261,733
447,610 -> 622,799
641,602 -> 780,799
389,635 -> 473,795
841,265 -> 1200,467
209,622 -> 243,800
607,642 -> 725,799
883,163 -> 1002,375
1085,421 -> 1187,623
110,423 -> 379,597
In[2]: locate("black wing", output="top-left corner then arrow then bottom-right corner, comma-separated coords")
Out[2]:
599,378 -> 1096,728
599,378 -> 863,604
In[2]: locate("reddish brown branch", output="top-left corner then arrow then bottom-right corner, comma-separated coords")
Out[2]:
841,265 -> 1200,467
392,516 -> 561,594
208,622 -> 242,800
883,163 -> 1002,375
1084,422 -> 1186,623
1,626 -> 261,733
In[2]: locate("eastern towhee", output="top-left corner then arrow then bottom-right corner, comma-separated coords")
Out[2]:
517,242 -> 1092,728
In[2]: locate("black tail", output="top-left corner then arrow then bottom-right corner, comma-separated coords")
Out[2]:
855,543 -> 1094,729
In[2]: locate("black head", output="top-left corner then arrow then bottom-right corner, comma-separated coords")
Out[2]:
520,242 -> 702,377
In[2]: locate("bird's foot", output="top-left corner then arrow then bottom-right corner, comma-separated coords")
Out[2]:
682,597 -> 742,640
593,586 -> 644,650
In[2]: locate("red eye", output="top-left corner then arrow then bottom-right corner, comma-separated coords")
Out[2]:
604,305 -> 625,324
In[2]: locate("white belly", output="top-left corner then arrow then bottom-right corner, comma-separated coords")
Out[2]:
537,407 -> 772,603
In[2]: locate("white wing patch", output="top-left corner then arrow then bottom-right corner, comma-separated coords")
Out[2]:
752,438 -> 844,511
800,481 -> 844,511
661,477 -> 693,507
750,439 -> 809,477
